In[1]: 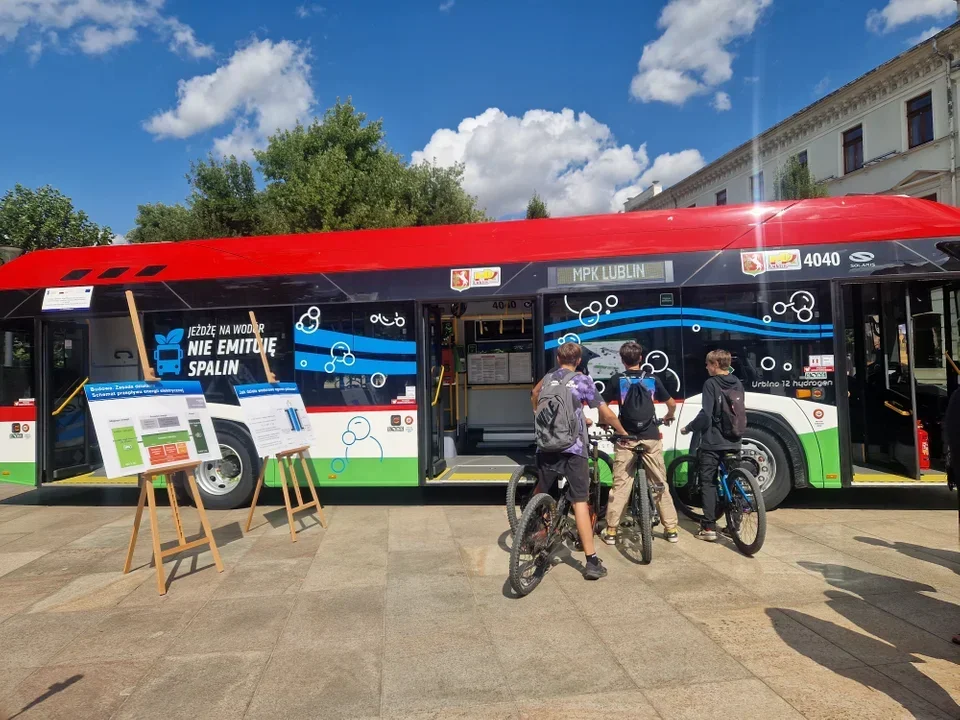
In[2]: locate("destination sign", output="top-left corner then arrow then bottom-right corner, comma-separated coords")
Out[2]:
550,260 -> 673,287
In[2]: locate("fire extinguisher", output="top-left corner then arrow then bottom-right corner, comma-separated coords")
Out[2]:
917,421 -> 931,470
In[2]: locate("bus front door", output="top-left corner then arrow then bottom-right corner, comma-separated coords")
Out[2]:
842,282 -> 919,481
42,320 -> 96,481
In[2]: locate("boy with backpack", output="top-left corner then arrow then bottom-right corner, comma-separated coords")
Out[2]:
532,342 -> 628,580
600,341 -> 679,545
680,349 -> 746,542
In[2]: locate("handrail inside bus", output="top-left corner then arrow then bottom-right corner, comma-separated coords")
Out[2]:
432,366 -> 445,407
52,377 -> 89,416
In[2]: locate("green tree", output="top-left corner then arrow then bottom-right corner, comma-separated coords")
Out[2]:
774,157 -> 829,200
129,99 -> 485,242
126,203 -> 198,243
0,184 -> 112,252
127,157 -> 282,243
525,192 -> 550,219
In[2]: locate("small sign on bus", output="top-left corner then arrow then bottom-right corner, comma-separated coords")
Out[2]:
42,286 -> 93,312
550,260 -> 673,287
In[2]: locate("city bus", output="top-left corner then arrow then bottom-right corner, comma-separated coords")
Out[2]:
1,195 -> 959,511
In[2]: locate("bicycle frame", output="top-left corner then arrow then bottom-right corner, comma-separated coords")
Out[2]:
718,458 -> 754,508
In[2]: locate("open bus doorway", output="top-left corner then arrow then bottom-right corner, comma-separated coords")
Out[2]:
422,299 -> 539,483
842,280 -> 951,484
40,316 -> 141,485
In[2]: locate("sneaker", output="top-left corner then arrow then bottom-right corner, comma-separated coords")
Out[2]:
697,527 -> 718,542
583,557 -> 608,580
601,527 -> 617,545
664,527 -> 679,543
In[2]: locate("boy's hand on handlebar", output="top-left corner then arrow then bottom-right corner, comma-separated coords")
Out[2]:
680,426 -> 690,435
662,415 -> 675,426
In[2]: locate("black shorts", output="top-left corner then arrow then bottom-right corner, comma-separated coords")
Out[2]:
537,452 -> 589,502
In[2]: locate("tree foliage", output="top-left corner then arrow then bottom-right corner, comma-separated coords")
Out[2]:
0,184 -> 112,252
774,157 -> 829,201
129,99 -> 486,243
525,192 -> 550,219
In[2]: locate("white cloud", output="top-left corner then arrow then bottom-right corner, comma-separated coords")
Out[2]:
813,75 -> 830,96
76,24 -> 137,54
630,0 -> 772,105
295,4 -> 324,19
0,0 -> 212,59
163,17 -> 214,59
144,39 -> 315,161
907,25 -> 944,44
867,0 -> 955,33
439,0 -> 455,11
712,91 -> 732,111
412,107 -> 705,217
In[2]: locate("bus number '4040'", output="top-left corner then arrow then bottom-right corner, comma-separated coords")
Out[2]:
803,252 -> 842,268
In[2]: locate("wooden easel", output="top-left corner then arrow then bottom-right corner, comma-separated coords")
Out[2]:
121,291 -> 224,595
244,311 -> 327,541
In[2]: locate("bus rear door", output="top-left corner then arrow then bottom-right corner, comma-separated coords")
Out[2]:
42,319 -> 97,481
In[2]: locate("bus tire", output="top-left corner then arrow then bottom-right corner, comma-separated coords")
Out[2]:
189,423 -> 259,511
741,425 -> 791,511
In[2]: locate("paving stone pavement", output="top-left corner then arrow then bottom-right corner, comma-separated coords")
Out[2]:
0,482 -> 958,719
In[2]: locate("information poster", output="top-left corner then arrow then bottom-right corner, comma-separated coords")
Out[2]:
467,353 -> 510,384
84,381 -> 221,479
234,383 -> 315,457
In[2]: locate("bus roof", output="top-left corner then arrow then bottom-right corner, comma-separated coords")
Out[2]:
1,195 -> 959,290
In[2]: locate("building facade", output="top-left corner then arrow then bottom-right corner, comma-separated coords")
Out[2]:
626,24 -> 960,212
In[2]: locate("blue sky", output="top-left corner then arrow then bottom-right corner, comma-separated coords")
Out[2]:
0,0 -> 954,235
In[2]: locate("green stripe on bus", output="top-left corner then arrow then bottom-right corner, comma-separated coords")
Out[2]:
801,426 -> 841,489
0,462 -> 35,486
265,457 -> 420,487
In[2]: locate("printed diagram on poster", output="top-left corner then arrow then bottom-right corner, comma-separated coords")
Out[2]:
233,383 -> 315,457
451,267 -> 501,292
84,381 -> 221,479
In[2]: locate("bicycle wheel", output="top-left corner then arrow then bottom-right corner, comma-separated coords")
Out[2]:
667,453 -> 706,522
725,468 -> 767,556
509,493 -> 557,596
506,466 -> 538,536
618,471 -> 654,565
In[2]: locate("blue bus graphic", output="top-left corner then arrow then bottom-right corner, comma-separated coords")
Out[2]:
154,329 -> 185,376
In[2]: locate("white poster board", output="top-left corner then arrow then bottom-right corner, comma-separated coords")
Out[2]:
84,380 -> 221,479
233,383 -> 315,457
42,286 -> 93,312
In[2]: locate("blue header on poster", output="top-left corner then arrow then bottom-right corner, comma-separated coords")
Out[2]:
84,380 -> 204,402
233,382 -> 301,399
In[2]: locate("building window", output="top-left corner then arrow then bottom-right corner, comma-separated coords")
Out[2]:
750,171 -> 764,202
920,193 -> 938,202
716,189 -> 727,206
796,150 -> 808,168
843,125 -> 864,174
687,203 -> 696,208
907,92 -> 934,149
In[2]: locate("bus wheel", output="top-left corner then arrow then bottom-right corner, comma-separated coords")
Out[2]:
741,426 -> 791,511
192,424 -> 258,510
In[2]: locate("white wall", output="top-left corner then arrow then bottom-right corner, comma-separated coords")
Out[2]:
638,61 -> 954,210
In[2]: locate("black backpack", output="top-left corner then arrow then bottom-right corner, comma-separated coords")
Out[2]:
716,380 -> 747,440
619,374 -> 656,434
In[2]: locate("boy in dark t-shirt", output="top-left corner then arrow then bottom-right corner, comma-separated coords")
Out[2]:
600,341 -> 679,544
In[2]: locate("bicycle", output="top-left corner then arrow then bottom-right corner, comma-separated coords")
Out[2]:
506,436 -> 613,537
598,425 -> 665,565
667,450 -> 766,556
508,439 -> 607,596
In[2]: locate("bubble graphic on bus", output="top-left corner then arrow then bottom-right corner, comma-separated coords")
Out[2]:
154,329 -> 184,376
